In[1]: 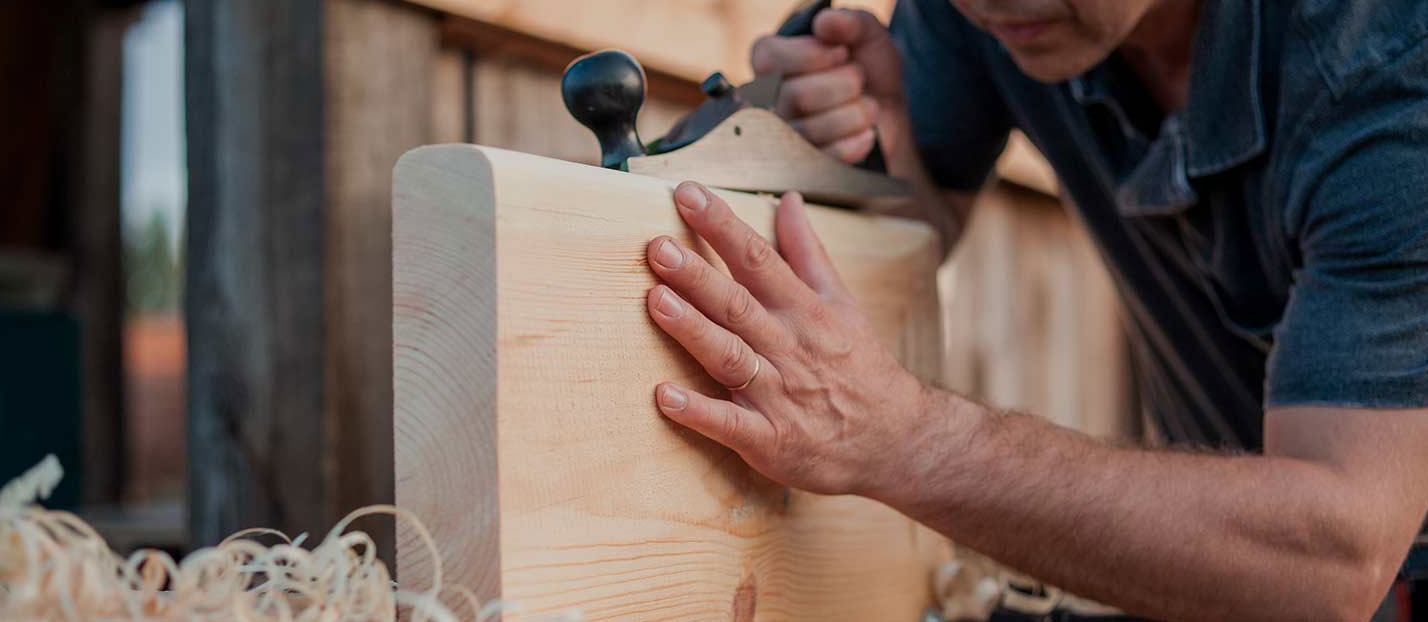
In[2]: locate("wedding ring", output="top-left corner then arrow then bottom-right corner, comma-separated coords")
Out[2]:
726,356 -> 760,392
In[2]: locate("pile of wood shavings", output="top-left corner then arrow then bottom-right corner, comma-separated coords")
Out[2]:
0,456 -> 508,622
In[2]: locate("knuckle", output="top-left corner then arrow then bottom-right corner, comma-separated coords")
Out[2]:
719,406 -> 744,444
724,286 -> 757,326
742,231 -> 774,271
685,257 -> 710,288
720,339 -> 749,377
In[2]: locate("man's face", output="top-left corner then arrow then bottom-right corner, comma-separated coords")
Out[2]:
948,0 -> 1158,82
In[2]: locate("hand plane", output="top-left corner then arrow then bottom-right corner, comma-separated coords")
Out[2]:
559,0 -> 909,209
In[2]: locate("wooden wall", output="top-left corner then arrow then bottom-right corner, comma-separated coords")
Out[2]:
186,0 -> 447,554
410,0 -> 901,84
942,185 -> 1134,438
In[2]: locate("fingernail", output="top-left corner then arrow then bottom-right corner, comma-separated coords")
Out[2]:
659,385 -> 687,410
674,182 -> 708,212
652,239 -> 684,270
655,287 -> 684,318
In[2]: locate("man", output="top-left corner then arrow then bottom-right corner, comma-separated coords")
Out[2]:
640,0 -> 1428,620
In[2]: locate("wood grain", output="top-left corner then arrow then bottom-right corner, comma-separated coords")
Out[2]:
394,145 -> 950,620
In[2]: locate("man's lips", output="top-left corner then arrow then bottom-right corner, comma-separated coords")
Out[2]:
986,18 -> 1059,45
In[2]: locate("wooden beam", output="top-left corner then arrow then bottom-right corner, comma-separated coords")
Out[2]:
407,0 -> 898,84
185,0 -> 330,545
394,145 -> 950,619
186,0 -> 450,549
440,16 -> 705,109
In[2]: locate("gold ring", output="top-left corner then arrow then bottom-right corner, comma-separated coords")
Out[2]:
726,356 -> 760,392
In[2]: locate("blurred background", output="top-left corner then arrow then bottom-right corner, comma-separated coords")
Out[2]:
0,0 -> 1132,563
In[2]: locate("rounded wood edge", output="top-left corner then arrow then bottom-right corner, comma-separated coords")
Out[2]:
393,143 -> 503,606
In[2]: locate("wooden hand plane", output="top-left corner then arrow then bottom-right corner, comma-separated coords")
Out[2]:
558,0 -> 909,209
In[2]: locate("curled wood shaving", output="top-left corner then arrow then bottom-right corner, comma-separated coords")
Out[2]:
0,456 -> 517,622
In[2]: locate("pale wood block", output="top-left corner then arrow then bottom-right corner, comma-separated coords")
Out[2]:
394,145 -> 949,620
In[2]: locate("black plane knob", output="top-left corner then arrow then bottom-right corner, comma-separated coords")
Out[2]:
562,50 -> 647,169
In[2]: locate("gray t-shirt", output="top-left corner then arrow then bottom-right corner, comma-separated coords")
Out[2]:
891,0 -> 1428,449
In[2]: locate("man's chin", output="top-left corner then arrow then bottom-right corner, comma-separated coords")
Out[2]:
1006,49 -> 1104,84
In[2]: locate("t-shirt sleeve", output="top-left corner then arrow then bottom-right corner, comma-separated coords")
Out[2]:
889,0 -> 1013,191
1266,78 -> 1428,409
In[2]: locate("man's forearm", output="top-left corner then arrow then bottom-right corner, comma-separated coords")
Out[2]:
874,388 -> 1392,622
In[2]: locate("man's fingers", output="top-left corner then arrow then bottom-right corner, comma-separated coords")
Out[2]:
774,192 -> 848,298
672,182 -> 812,309
789,96 -> 879,146
776,64 -> 866,119
647,236 -> 788,352
655,383 -> 774,454
648,285 -> 770,390
812,8 -> 890,47
751,35 -> 849,76
821,127 -> 877,165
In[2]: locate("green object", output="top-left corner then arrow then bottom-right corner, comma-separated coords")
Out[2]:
0,309 -> 83,509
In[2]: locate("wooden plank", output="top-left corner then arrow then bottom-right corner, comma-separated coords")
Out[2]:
184,0 -> 329,545
394,145 -> 949,619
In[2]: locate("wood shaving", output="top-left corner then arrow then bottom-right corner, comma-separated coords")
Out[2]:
0,455 -> 510,622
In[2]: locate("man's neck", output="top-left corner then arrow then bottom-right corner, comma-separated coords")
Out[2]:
1118,0 -> 1204,113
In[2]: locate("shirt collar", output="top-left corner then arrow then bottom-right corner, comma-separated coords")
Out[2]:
1181,0 -> 1266,178
1066,0 -> 1266,214
1067,0 -> 1266,177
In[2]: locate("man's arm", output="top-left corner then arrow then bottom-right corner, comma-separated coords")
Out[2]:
881,393 -> 1428,622
641,181 -> 1428,622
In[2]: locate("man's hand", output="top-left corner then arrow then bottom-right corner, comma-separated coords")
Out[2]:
752,9 -> 908,164
753,8 -> 976,259
645,181 -> 928,495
